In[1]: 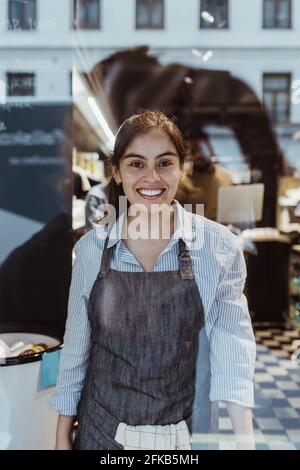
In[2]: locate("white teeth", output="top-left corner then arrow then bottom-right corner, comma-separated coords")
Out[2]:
138,189 -> 164,196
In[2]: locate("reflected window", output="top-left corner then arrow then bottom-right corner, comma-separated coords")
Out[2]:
6,73 -> 35,96
263,0 -> 292,29
200,0 -> 229,29
70,71 -> 73,96
263,73 -> 291,124
73,0 -> 100,29
8,0 -> 36,30
136,0 -> 164,29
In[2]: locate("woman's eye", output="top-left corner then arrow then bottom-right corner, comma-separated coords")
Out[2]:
159,160 -> 172,167
130,161 -> 143,168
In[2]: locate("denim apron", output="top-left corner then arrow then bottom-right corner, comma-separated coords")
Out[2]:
75,228 -> 218,450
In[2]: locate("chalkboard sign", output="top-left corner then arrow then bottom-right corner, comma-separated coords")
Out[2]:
0,102 -> 73,337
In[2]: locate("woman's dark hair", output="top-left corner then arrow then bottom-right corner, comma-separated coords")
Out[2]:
106,110 -> 189,217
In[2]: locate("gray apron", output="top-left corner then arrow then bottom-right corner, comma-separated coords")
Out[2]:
75,229 -> 218,450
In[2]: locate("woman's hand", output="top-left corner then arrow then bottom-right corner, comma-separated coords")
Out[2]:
224,401 -> 256,450
54,415 -> 76,450
55,436 -> 74,450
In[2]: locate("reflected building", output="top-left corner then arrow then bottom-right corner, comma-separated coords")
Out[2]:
0,1 -> 299,166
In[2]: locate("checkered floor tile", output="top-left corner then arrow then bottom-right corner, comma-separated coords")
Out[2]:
192,324 -> 300,450
254,324 -> 300,356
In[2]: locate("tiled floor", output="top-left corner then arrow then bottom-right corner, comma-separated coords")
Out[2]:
192,324 -> 300,450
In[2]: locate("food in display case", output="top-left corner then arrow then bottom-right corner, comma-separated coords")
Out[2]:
0,339 -> 49,358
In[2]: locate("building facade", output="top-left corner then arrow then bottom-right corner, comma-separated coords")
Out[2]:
0,0 -> 299,167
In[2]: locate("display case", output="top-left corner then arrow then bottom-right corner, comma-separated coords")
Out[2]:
289,245 -> 300,329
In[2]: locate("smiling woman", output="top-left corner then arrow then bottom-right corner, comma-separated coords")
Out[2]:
107,111 -> 188,270
114,129 -> 183,204
49,110 -> 256,451
107,110 -> 189,217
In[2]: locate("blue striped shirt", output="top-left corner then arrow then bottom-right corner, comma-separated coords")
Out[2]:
48,199 -> 256,415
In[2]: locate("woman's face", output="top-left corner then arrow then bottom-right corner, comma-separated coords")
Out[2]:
113,128 -> 183,211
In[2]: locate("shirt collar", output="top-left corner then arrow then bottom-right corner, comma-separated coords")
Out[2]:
106,199 -> 195,253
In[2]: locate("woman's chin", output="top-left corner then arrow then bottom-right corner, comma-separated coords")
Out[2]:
135,199 -> 172,213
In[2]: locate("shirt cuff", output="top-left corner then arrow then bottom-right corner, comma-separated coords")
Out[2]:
48,391 -> 80,416
209,374 -> 255,408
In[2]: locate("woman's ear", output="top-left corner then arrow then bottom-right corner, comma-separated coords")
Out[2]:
112,167 -> 121,185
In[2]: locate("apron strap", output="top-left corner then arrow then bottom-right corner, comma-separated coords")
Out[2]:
97,228 -> 194,280
97,224 -> 114,279
178,238 -> 194,280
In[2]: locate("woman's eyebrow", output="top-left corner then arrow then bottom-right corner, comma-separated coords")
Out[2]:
123,151 -> 178,159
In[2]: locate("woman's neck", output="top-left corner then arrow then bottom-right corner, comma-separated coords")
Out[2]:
124,204 -> 175,241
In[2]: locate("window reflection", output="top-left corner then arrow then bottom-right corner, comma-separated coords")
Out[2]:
200,0 -> 229,29
6,72 -> 35,96
8,0 -> 37,31
263,0 -> 292,29
1,0 -> 300,451
263,73 -> 291,124
73,0 -> 100,30
136,0 -> 164,29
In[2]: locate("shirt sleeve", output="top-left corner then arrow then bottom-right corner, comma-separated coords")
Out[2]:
209,235 -> 256,408
48,239 -> 91,416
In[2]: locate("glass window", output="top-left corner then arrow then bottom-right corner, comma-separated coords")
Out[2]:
136,0 -> 164,29
6,72 -> 35,96
73,0 -> 100,29
200,0 -> 229,29
263,0 -> 292,29
263,73 -> 291,123
8,0 -> 37,31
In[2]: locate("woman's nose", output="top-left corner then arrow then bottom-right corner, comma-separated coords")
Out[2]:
144,167 -> 160,181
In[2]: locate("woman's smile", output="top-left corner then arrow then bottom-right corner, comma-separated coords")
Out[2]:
136,187 -> 166,200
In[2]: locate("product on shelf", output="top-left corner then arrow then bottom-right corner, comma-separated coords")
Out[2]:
19,343 -> 49,356
0,339 -> 50,359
